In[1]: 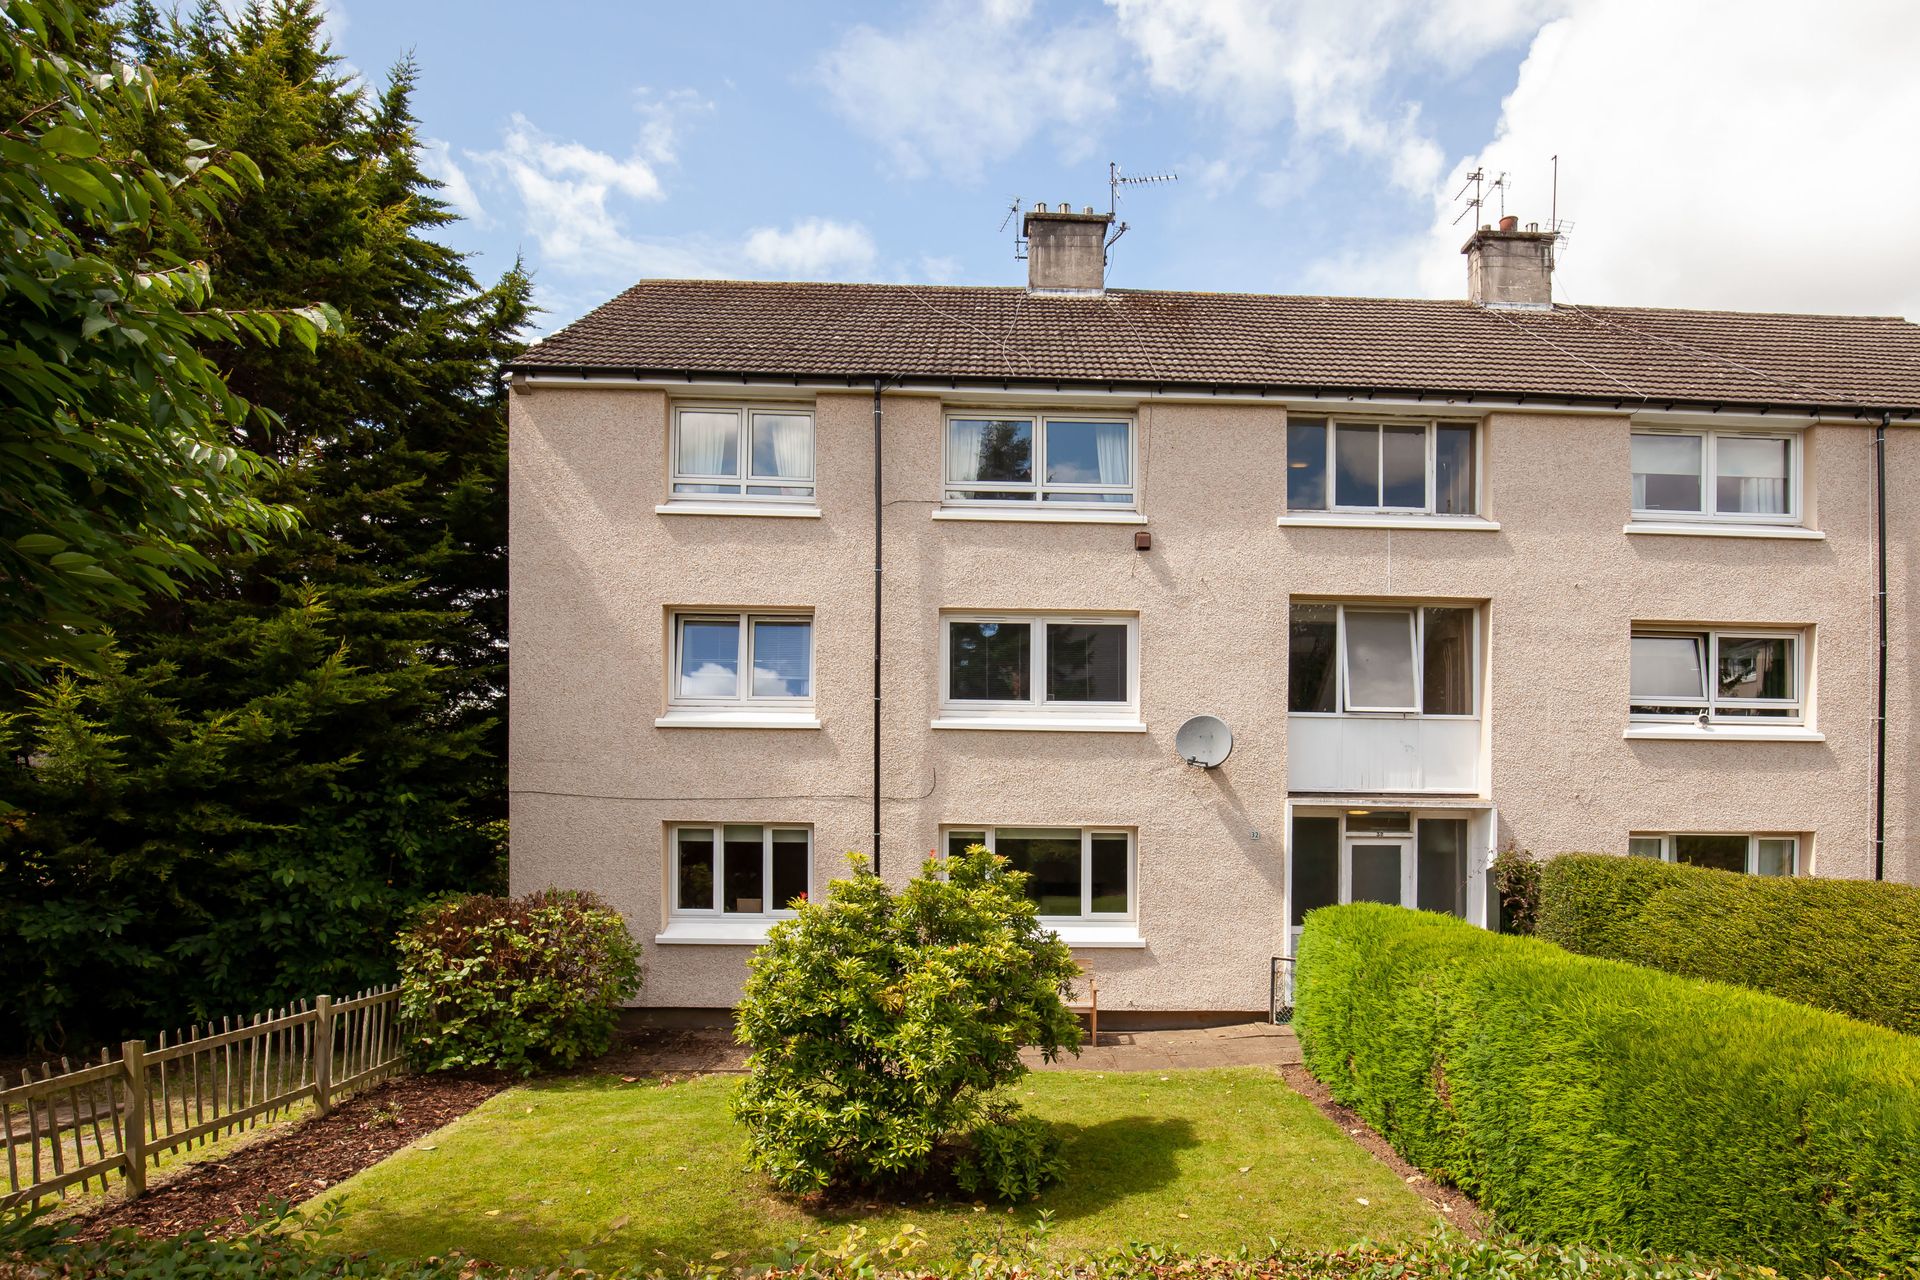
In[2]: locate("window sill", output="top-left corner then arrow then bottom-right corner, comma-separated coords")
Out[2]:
930,715 -> 1148,733
932,508 -> 1146,525
655,710 -> 822,729
1276,514 -> 1500,532
1624,724 -> 1824,742
1046,924 -> 1146,949
1624,521 -> 1822,540
656,502 -> 822,519
653,919 -> 786,946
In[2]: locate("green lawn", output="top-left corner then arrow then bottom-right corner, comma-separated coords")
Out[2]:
306,1068 -> 1440,1270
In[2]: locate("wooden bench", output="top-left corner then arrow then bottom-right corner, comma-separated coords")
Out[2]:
1067,966 -> 1098,1045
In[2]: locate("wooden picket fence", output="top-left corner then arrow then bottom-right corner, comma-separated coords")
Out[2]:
0,986 -> 404,1208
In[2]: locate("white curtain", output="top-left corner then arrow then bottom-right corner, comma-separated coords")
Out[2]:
752,413 -> 813,481
946,418 -> 987,483
677,410 -> 738,477
1726,477 -> 1786,514
1093,421 -> 1130,486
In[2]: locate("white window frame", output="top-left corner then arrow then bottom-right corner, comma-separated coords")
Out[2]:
668,823 -> 813,919
1289,419 -> 1479,517
668,403 -> 815,503
669,610 -> 815,710
938,612 -> 1140,720
1630,428 -> 1801,526
942,825 -> 1137,923
1292,602 -> 1480,719
1286,808 -> 1478,934
1628,832 -> 1799,876
942,412 -> 1138,510
1629,627 -> 1805,726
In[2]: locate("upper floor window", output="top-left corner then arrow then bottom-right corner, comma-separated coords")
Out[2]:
671,824 -> 811,918
1630,628 -> 1802,724
944,826 -> 1134,922
1631,429 -> 1797,524
1287,419 -> 1477,515
672,610 -> 813,707
1629,832 -> 1797,876
671,404 -> 814,502
939,613 -> 1138,724
944,414 -> 1135,508
1288,602 -> 1477,716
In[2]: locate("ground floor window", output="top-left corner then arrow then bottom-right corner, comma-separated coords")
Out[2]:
1628,832 -> 1796,876
1289,809 -> 1471,926
670,824 -> 811,917
944,826 -> 1133,921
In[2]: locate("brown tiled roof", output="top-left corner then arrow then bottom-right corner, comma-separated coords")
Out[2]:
513,280 -> 1920,413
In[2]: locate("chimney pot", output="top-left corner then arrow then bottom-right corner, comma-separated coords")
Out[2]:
1498,215 -> 1519,232
1462,219 -> 1556,308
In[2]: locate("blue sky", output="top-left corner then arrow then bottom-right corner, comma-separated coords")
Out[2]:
325,1 -> 1920,333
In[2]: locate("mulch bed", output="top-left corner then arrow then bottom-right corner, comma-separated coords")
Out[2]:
1279,1064 -> 1488,1235
65,1072 -> 508,1242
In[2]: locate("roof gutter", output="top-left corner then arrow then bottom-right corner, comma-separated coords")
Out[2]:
506,367 -> 1920,422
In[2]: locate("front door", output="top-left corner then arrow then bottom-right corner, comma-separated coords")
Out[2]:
1344,835 -> 1414,907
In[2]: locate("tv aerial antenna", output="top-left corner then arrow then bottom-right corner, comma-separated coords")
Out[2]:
1106,161 -> 1177,256
1452,167 -> 1509,227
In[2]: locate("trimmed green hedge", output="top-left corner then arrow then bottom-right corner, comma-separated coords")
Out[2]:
1294,903 -> 1920,1276
1538,853 -> 1920,1036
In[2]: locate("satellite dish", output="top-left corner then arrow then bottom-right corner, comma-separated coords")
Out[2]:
1174,714 -> 1232,768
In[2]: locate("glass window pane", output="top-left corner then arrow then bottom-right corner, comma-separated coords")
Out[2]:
1422,607 -> 1473,715
750,619 -> 812,698
1755,838 -> 1796,877
1046,623 -> 1127,703
1334,424 -> 1378,507
678,618 -> 741,698
1717,636 -> 1794,703
1290,817 -> 1339,927
676,829 -> 715,911
677,410 -> 740,478
1632,434 -> 1703,512
771,829 -> 809,909
1089,834 -> 1129,914
1417,819 -> 1468,917
723,825 -> 765,913
1041,490 -> 1134,504
1288,603 -> 1338,713
1351,843 -> 1404,906
1348,810 -> 1411,834
1434,425 -> 1475,515
996,828 -> 1082,916
1631,634 -> 1705,701
1674,834 -> 1747,873
948,621 -> 1032,702
1715,437 -> 1789,515
1287,419 -> 1328,510
1380,425 -> 1427,508
947,418 -> 1033,485
1045,420 -> 1130,487
750,413 -> 813,481
1344,610 -> 1417,709
947,830 -> 987,860
1627,837 -> 1665,860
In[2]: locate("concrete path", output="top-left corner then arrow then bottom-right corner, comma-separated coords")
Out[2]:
603,1021 -> 1299,1076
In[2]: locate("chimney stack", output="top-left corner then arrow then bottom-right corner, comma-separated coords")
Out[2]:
1462,219 -> 1557,308
1023,205 -> 1113,295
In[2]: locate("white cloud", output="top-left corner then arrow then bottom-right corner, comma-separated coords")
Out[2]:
743,218 -> 877,278
420,139 -> 488,227
816,1 -> 1124,180
1324,0 -> 1920,317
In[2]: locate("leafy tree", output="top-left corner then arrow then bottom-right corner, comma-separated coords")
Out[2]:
0,0 -> 335,681
734,850 -> 1082,1197
0,0 -> 530,1048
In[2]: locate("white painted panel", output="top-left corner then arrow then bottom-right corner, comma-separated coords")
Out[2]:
1288,716 -> 1482,793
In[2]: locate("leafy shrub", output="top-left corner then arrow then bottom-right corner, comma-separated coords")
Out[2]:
734,850 -> 1081,1197
1538,853 -> 1920,1036
1489,846 -> 1540,934
397,889 -> 642,1075
954,1112 -> 1068,1202
1294,903 -> 1920,1276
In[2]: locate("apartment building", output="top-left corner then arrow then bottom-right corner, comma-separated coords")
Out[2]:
507,210 -> 1920,1020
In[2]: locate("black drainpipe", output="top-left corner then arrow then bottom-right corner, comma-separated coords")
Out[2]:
871,377 -> 888,874
1874,413 -> 1889,880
